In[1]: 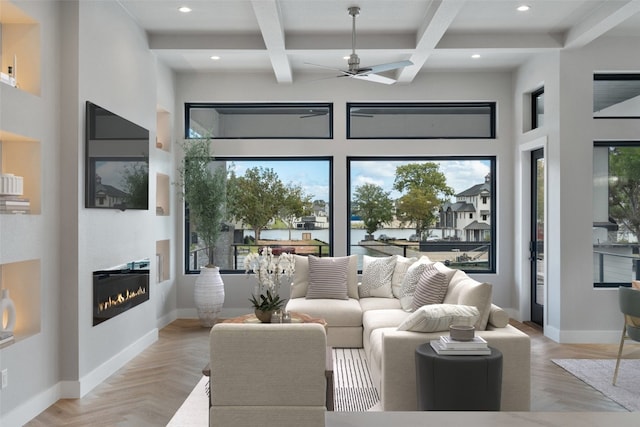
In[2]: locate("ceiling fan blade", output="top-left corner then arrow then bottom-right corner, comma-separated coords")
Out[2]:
357,60 -> 414,75
304,62 -> 350,74
352,73 -> 397,85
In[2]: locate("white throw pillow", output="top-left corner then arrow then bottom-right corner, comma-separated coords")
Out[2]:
398,257 -> 433,311
391,255 -> 417,298
396,304 -> 480,332
359,255 -> 397,298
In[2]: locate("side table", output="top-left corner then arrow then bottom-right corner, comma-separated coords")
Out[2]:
415,342 -> 503,411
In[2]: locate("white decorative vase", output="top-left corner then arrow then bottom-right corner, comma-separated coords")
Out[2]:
0,289 -> 17,333
194,266 -> 224,327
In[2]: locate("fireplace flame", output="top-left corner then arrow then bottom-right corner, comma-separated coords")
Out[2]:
98,286 -> 147,312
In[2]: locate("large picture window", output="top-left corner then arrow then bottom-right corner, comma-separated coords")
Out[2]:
593,142 -> 640,287
185,103 -> 333,139
348,157 -> 496,272
185,157 -> 332,273
347,102 -> 496,139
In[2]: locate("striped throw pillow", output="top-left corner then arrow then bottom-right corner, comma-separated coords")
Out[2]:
411,263 -> 450,310
306,255 -> 349,299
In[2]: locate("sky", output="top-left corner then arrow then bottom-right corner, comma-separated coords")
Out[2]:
224,158 -> 491,203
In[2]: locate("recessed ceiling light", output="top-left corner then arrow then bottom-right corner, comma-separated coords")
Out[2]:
517,5 -> 530,12
178,6 -> 192,13
210,55 -> 220,60
343,55 -> 350,60
471,54 -> 481,59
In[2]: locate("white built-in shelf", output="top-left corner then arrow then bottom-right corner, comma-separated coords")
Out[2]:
0,2 -> 41,96
155,240 -> 170,283
156,109 -> 171,152
0,129 -> 41,214
156,173 -> 170,216
0,259 -> 41,346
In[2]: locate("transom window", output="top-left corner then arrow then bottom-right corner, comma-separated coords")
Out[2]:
347,102 -> 496,139
185,102 -> 333,139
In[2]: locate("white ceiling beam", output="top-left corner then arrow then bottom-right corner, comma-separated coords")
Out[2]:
564,0 -> 640,48
396,0 -> 466,83
251,0 -> 292,84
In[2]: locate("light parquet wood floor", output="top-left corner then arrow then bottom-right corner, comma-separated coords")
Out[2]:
25,319 -> 640,426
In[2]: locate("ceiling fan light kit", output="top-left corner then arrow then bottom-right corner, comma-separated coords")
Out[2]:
306,5 -> 413,85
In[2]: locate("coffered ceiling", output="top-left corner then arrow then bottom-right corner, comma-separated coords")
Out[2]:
118,0 -> 640,84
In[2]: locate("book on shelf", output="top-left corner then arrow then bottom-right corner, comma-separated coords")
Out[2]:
440,335 -> 488,349
430,340 -> 491,355
0,331 -> 14,346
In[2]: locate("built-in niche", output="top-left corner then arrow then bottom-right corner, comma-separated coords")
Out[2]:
0,259 -> 41,341
156,240 -> 170,283
156,173 -> 169,216
92,259 -> 150,326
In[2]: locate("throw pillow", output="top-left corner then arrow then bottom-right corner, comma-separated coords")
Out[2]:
399,257 -> 433,311
305,255 -> 349,300
290,255 -> 311,298
411,263 -> 451,310
391,255 -> 417,298
396,304 -> 480,332
488,304 -> 510,328
443,277 -> 493,330
359,255 -> 397,298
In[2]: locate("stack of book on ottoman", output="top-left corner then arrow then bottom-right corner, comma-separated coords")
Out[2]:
430,335 -> 490,355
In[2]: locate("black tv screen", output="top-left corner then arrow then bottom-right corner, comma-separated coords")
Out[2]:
85,101 -> 149,210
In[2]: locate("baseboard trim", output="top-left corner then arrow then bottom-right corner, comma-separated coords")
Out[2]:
72,328 -> 159,398
0,383 -> 62,427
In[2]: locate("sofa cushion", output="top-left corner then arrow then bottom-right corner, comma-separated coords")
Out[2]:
396,304 -> 480,333
359,297 -> 402,313
398,256 -> 433,311
306,255 -> 349,299
443,271 -> 493,330
359,255 -> 396,298
488,304 -> 509,328
391,256 -> 417,298
292,255 -> 359,299
286,297 -> 362,327
410,263 -> 453,310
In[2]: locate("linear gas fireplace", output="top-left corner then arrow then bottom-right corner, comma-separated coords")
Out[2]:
93,259 -> 150,326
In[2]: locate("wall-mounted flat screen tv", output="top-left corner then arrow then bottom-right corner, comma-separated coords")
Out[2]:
85,101 -> 149,210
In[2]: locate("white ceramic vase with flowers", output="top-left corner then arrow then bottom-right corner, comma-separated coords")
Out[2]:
244,247 -> 295,322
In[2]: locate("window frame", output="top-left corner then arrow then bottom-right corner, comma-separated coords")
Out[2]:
346,155 -> 497,274
531,87 -> 544,129
346,102 -> 497,139
184,102 -> 334,139
184,156 -> 334,274
593,74 -> 640,119
593,141 -> 640,288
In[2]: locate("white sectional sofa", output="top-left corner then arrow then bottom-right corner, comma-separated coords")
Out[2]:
285,254 -> 531,411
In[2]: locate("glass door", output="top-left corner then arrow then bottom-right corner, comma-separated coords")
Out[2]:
530,148 -> 544,326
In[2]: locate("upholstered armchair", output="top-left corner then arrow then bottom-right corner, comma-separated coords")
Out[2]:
209,323 -> 327,427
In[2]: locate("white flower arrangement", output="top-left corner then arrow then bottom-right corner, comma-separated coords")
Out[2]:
244,247 -> 296,304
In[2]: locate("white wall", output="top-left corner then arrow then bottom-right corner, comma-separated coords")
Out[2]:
0,0 -> 63,424
514,36 -> 640,343
174,70 -> 517,319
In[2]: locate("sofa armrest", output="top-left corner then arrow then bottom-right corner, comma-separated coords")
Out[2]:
380,325 -> 530,411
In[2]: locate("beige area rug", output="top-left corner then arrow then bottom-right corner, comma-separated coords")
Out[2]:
552,359 -> 640,411
168,349 -> 381,425
166,376 -> 209,427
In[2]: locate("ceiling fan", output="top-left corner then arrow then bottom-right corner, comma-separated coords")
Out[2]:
306,6 -> 413,85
